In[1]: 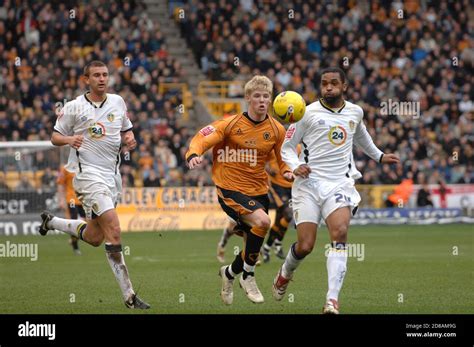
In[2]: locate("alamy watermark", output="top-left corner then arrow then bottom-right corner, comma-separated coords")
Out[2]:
380,99 -> 420,119
0,241 -> 38,261
324,243 -> 365,261
18,321 -> 55,340
216,146 -> 257,167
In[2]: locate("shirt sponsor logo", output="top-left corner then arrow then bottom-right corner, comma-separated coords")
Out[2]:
244,138 -> 257,147
328,125 -> 347,146
199,125 -> 216,136
88,122 -> 106,138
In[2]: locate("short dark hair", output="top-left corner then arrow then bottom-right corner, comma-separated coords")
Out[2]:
83,60 -> 107,76
320,67 -> 347,84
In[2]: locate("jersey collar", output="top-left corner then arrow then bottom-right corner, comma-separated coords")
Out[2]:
319,98 -> 346,113
243,111 -> 268,125
84,92 -> 107,108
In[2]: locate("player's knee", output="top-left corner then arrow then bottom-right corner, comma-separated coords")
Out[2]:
255,215 -> 271,230
89,237 -> 103,247
109,230 -> 121,244
332,223 -> 348,240
107,223 -> 121,236
298,241 -> 314,256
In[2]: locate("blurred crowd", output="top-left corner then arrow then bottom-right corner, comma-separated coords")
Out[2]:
0,0 -> 207,191
0,0 -> 473,195
176,0 -> 474,185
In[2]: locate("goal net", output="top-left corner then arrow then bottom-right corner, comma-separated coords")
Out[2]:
0,141 -> 68,236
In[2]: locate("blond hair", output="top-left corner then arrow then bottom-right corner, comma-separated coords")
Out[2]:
244,75 -> 273,96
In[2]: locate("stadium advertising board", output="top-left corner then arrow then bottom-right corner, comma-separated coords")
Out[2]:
114,186 -> 473,232
0,192 -> 56,215
116,187 -> 277,231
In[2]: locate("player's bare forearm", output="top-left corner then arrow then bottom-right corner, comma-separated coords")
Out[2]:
51,132 -> 83,149
380,153 -> 400,164
293,164 -> 311,178
283,171 -> 295,181
185,140 -> 209,169
121,131 -> 136,150
187,154 -> 203,169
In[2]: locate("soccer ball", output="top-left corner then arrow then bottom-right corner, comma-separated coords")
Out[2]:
272,91 -> 306,123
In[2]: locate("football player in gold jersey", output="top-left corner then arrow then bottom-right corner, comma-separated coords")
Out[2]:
186,76 -> 293,304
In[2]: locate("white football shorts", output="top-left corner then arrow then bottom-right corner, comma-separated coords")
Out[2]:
73,173 -> 122,219
291,177 -> 361,226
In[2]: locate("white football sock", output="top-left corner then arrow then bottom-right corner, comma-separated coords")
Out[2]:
281,243 -> 304,278
243,261 -> 255,274
105,244 -> 134,301
226,264 -> 236,278
326,245 -> 348,301
48,217 -> 86,238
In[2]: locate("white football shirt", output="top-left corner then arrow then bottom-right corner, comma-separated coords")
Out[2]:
54,93 -> 132,183
282,99 -> 383,182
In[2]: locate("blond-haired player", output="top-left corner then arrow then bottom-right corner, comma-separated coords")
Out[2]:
186,76 -> 293,304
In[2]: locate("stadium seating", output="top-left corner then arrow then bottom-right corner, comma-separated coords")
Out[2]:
174,0 -> 473,185
0,0 -> 472,190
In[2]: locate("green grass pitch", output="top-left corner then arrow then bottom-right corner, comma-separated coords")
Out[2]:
0,224 -> 472,314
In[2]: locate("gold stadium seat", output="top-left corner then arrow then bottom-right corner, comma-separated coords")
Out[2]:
6,171 -> 20,190
34,170 -> 45,189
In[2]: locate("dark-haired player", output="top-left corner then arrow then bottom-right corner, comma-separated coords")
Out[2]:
39,61 -> 150,309
273,67 -> 400,313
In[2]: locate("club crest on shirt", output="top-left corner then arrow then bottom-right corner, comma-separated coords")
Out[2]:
263,131 -> 271,141
88,122 -> 106,138
107,113 -> 115,122
349,120 -> 355,131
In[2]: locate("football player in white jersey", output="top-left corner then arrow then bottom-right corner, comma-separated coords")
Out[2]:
272,67 -> 399,314
39,61 -> 150,309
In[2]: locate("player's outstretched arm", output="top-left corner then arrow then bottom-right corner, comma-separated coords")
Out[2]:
121,130 -> 137,150
353,120 -> 382,161
281,120 -> 309,178
185,120 -> 227,170
273,125 -> 294,181
380,153 -> 400,164
354,120 -> 400,165
51,131 -> 83,149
